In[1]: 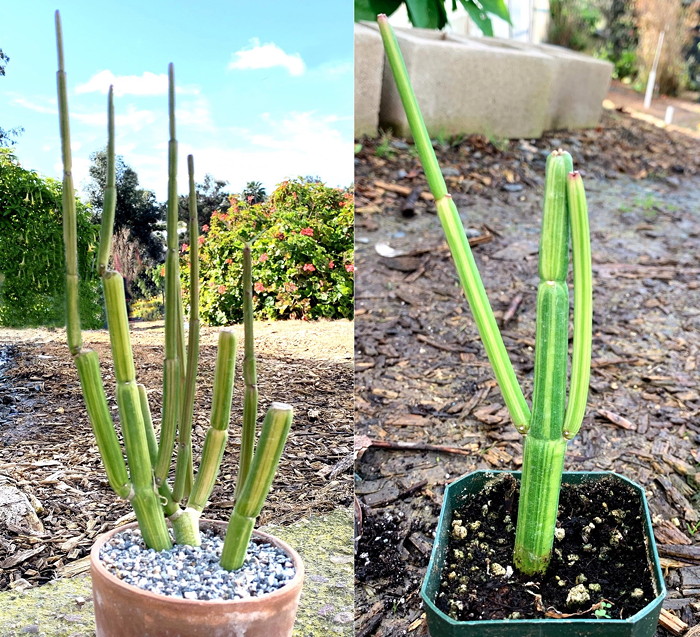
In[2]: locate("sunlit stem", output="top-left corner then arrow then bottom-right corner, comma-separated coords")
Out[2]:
173,155 -> 200,502
104,272 -> 171,550
75,351 -> 131,499
221,404 -> 293,570
55,10 -> 81,355
97,86 -> 116,276
562,172 -> 592,440
377,15 -> 530,431
56,10 -> 130,504
236,243 -> 258,498
189,329 -> 237,514
156,63 -> 181,486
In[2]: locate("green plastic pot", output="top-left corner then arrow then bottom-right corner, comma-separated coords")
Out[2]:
421,471 -> 666,637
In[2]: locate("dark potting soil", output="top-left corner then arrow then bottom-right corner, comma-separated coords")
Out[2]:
436,473 -> 657,621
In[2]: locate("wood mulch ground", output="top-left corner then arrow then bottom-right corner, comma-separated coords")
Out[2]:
354,100 -> 700,636
0,319 -> 353,592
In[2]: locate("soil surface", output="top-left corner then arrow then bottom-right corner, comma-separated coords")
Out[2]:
436,473 -> 655,621
354,105 -> 700,636
0,319 -> 353,593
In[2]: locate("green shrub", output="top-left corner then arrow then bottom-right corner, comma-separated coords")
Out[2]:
0,149 -> 102,328
184,178 -> 354,324
131,296 -> 164,321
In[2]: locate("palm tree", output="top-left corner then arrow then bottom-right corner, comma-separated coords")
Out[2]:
242,181 -> 266,204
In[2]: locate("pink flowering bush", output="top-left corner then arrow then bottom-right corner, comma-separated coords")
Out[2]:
183,178 -> 353,324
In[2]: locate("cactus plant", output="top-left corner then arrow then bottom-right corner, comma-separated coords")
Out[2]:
377,15 -> 592,575
55,10 -> 292,570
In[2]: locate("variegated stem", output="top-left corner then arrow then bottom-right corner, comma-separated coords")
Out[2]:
220,404 -> 293,571
97,86 -> 116,275
188,329 -> 237,515
75,351 -> 131,499
137,384 -> 158,465
377,15 -> 530,431
236,243 -> 258,498
173,155 -> 201,503
562,172 -> 592,440
104,272 -> 171,550
55,11 -> 80,355
514,151 -> 572,574
56,11 -> 130,504
155,63 -> 181,486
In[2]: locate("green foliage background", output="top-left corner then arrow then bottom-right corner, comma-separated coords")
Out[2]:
182,178 -> 354,325
0,149 -> 102,328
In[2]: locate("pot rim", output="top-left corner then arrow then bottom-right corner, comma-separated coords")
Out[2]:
90,518 -> 304,606
421,469 -> 667,627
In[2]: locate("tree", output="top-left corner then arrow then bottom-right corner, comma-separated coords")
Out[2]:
87,150 -> 164,263
242,181 -> 266,204
0,49 -> 23,147
0,149 -> 102,327
177,173 -> 230,232
355,0 -> 511,35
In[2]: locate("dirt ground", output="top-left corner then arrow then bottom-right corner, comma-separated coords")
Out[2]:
354,105 -> 700,635
0,319 -> 353,591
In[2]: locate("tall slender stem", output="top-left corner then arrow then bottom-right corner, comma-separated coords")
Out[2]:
236,243 -> 258,498
156,63 -> 181,486
377,15 -> 530,431
55,10 -> 81,356
562,172 -> 592,440
174,155 -> 200,502
97,86 -> 116,276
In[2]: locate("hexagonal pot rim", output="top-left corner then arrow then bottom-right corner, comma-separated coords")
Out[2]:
420,470 -> 666,635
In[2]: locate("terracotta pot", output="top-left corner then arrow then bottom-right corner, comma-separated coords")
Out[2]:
90,519 -> 304,637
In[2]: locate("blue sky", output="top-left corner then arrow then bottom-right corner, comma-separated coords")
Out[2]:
0,0 -> 353,200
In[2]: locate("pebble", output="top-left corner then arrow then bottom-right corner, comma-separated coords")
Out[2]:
99,528 -> 295,601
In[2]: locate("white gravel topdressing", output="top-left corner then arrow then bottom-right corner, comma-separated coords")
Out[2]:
99,527 -> 296,601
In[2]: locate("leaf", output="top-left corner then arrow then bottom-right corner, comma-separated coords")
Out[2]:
477,0 -> 511,24
354,0 -> 403,21
405,0 -> 448,28
458,0 -> 493,36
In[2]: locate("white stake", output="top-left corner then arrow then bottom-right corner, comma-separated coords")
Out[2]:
644,30 -> 665,109
664,106 -> 674,125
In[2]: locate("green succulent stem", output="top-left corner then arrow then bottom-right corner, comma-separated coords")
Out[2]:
97,86 -> 116,276
104,272 -> 171,550
55,11 -> 81,355
156,63 -> 181,486
74,351 -> 131,499
563,172 -> 592,440
221,403 -> 293,570
513,151 -> 578,575
173,155 -> 200,503
378,17 -> 593,576
236,243 -> 258,498
189,329 -> 237,513
377,15 -> 530,431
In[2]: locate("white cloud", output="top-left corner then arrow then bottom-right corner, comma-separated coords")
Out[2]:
13,96 -> 56,115
75,70 -> 200,97
72,105 -> 158,132
228,38 -> 305,76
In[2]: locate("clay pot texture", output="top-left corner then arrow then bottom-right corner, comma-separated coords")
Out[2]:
90,520 -> 304,637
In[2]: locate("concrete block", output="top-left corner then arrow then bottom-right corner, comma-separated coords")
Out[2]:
475,38 -> 613,130
354,23 -> 385,138
533,43 -> 613,130
378,26 -> 556,139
